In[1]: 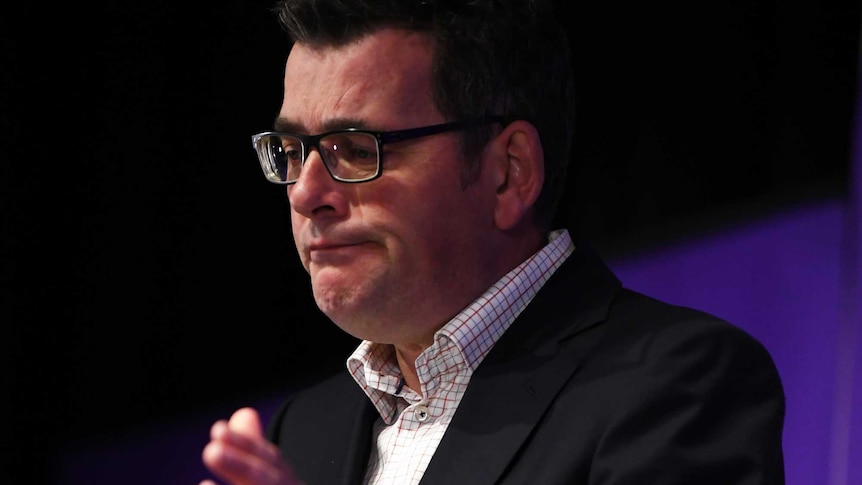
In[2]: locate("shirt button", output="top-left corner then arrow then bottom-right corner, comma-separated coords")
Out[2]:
414,404 -> 431,422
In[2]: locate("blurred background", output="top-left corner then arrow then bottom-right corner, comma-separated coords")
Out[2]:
2,0 -> 860,483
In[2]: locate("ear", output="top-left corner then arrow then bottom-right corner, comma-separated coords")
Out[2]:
487,120 -> 545,231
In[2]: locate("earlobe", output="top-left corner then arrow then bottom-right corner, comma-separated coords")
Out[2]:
493,121 -> 544,231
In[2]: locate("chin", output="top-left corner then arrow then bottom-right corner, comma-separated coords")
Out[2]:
313,284 -> 366,322
310,263 -> 388,318
313,288 -> 390,341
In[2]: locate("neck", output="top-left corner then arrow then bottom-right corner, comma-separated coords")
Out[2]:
394,344 -> 425,396
390,229 -> 550,397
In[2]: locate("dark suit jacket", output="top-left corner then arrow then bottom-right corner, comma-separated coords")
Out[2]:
266,245 -> 786,484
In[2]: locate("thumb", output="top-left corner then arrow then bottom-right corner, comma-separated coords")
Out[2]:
227,407 -> 263,438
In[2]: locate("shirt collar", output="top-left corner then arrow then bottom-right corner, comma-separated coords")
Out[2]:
347,228 -> 575,421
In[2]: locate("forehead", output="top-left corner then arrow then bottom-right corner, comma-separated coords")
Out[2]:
280,29 -> 439,132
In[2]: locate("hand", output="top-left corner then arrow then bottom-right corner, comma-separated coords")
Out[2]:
200,407 -> 305,485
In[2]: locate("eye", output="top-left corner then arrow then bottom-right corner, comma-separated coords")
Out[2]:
280,142 -> 303,161
324,133 -> 378,163
350,147 -> 374,160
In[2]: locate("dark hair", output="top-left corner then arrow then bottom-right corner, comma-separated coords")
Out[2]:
273,0 -> 575,230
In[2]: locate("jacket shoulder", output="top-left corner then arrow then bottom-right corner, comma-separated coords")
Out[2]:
265,370 -> 361,443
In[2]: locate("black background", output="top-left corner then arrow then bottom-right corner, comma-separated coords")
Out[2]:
2,1 -> 860,483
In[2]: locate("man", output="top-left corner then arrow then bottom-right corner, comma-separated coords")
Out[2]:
201,1 -> 786,484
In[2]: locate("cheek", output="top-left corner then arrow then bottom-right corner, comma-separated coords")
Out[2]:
390,189 -> 483,260
290,211 -> 310,269
290,210 -> 302,234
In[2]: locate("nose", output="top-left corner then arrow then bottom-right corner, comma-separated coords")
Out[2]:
287,148 -> 348,219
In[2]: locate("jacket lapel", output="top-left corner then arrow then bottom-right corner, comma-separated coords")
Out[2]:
338,390 -> 378,485
419,244 -> 621,484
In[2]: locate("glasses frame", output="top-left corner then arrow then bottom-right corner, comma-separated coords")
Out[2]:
251,116 -> 505,185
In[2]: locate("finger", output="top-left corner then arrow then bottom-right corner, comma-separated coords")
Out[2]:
202,438 -> 301,485
228,407 -> 263,438
211,418 -> 282,464
211,419 -> 229,440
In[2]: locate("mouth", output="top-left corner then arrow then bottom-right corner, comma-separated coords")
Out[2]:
309,242 -> 363,251
306,241 -> 374,262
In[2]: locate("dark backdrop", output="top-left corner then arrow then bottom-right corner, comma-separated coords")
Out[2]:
2,1 -> 859,483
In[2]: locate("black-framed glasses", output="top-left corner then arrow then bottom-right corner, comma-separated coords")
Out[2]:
251,116 -> 504,184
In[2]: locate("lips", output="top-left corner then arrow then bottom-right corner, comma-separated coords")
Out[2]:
306,240 -> 374,263
308,241 -> 364,252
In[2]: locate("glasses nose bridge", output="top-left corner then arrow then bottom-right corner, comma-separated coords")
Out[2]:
297,133 -> 335,182
301,133 -> 325,163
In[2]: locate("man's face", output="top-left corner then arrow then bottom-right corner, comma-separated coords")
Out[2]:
280,29 -> 500,348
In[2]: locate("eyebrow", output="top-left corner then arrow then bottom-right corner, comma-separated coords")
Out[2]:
273,116 -> 373,134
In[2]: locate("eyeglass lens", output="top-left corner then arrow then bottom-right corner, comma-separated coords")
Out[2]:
259,132 -> 380,183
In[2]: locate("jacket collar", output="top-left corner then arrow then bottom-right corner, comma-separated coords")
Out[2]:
419,243 -> 621,484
